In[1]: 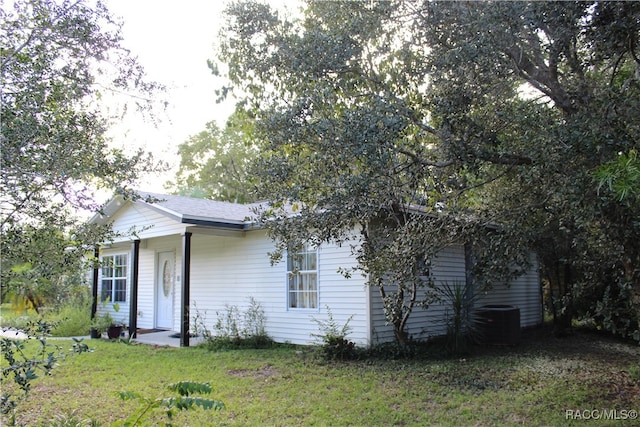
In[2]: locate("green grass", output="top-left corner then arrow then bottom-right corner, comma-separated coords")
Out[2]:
8,328 -> 640,426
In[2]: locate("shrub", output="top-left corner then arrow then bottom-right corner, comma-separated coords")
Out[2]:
1,320 -> 90,425
436,281 -> 482,355
117,381 -> 224,426
242,297 -> 267,339
1,286 -> 93,338
311,306 -> 357,360
214,304 -> 242,343
50,296 -> 93,337
0,305 -> 34,330
194,298 -> 273,350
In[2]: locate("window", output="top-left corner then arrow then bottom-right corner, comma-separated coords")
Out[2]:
101,254 -> 128,302
287,245 -> 318,309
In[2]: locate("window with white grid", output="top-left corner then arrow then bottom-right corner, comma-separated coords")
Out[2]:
101,254 -> 128,303
287,246 -> 318,309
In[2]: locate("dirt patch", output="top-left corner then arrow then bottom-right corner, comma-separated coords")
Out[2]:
227,364 -> 279,379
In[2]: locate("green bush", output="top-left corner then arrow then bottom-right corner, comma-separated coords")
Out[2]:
436,281 -> 482,355
1,286 -> 92,338
50,289 -> 93,337
1,320 -> 90,424
116,381 -> 224,426
311,306 -> 357,360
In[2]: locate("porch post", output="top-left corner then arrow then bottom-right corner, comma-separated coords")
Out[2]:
181,232 -> 192,347
91,246 -> 99,319
129,239 -> 140,338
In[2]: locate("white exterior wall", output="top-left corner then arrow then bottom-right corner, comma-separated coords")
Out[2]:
96,201 -> 186,331
475,254 -> 543,328
369,244 -> 542,344
187,230 -> 370,346
107,201 -> 187,243
100,200 -> 370,345
98,200 -> 541,346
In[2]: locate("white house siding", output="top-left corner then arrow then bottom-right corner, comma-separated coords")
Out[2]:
98,225 -> 368,343
475,254 -> 543,328
316,242 -> 370,345
107,201 -> 187,243
96,198 -> 541,346
369,245 -> 542,344
369,245 -> 468,344
186,230 -> 370,346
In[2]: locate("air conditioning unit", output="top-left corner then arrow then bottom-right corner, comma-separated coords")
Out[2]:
475,305 -> 521,345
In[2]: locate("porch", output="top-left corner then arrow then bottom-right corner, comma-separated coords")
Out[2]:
133,329 -> 204,348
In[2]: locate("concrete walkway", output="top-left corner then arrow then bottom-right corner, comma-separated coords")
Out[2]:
132,330 -> 204,347
0,328 -> 27,339
133,330 -> 182,347
0,327 -> 201,348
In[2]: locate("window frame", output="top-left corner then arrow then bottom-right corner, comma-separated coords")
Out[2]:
100,253 -> 128,303
286,245 -> 319,311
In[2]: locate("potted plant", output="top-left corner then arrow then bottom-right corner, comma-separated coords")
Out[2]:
90,311 -> 114,339
107,303 -> 126,339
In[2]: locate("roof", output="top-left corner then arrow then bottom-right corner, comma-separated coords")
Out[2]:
90,191 -> 267,230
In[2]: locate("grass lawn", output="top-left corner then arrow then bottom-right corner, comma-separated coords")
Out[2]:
8,327 -> 640,426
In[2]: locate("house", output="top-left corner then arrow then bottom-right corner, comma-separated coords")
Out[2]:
89,192 -> 542,347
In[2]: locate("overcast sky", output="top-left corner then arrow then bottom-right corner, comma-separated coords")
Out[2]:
104,0 -> 234,192
103,1 -> 300,194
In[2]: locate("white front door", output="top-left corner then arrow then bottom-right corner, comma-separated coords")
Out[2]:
156,252 -> 175,329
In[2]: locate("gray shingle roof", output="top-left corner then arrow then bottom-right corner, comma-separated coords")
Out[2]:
139,192 -> 265,224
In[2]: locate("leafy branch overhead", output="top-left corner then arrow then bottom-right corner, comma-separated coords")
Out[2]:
1,0 -> 166,310
1,0 -> 165,229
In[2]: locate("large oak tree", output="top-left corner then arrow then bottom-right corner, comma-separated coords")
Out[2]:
212,1 -> 640,342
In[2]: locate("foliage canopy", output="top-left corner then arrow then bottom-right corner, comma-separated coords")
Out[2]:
1,0 -> 163,309
168,110 -> 261,203
214,0 -> 640,342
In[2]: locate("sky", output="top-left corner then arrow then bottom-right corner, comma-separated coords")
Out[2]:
104,0 -> 237,193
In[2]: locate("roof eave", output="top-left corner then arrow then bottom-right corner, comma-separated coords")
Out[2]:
181,216 -> 249,230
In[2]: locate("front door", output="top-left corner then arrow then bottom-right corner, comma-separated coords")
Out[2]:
156,251 -> 175,329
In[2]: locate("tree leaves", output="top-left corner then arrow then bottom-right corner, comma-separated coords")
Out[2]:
168,110 -> 261,203
1,0 -> 165,309
167,381 -> 213,397
214,1 -> 640,341
1,0 -> 164,228
116,381 -> 223,426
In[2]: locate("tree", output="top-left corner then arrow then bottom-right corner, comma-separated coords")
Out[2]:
1,0 -> 163,308
414,1 -> 640,338
214,1 -> 640,342
167,109 -> 261,203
